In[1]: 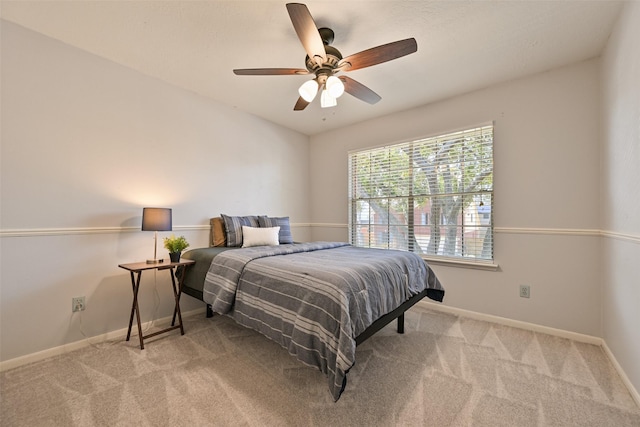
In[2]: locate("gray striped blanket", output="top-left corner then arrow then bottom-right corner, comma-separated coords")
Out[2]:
202,241 -> 444,400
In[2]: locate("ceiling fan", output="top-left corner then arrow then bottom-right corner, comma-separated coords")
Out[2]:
233,3 -> 418,111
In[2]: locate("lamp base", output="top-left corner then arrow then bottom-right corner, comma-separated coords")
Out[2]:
146,258 -> 165,264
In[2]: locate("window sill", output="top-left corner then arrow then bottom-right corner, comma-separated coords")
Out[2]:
422,256 -> 499,271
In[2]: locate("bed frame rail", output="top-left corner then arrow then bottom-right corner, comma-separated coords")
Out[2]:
354,287 -> 429,346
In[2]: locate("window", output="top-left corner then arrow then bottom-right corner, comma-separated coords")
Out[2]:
348,125 -> 494,262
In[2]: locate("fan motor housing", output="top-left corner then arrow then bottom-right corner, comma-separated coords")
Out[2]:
318,27 -> 335,45
305,45 -> 342,74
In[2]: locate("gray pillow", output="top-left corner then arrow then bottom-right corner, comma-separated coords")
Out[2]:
258,216 -> 293,244
221,214 -> 260,247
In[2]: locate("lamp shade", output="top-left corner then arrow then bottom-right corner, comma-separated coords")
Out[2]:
142,208 -> 172,231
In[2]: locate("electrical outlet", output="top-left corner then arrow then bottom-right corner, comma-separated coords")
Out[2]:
72,296 -> 85,312
519,285 -> 530,299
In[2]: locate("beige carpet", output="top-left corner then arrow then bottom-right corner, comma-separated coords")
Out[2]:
2,305 -> 639,426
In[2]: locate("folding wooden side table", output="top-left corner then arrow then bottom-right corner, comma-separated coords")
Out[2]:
118,259 -> 195,349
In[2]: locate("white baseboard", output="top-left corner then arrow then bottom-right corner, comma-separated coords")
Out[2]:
420,301 -> 639,407
0,307 -> 207,372
419,301 -> 602,344
602,340 -> 640,408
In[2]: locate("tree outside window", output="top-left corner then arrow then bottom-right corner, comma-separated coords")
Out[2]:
348,125 -> 494,261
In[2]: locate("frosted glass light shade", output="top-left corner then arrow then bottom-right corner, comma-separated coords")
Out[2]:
298,79 -> 319,102
326,76 -> 345,98
320,89 -> 337,108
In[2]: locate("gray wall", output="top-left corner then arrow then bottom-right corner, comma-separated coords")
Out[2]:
309,59 -> 602,337
0,21 -> 311,362
601,1 -> 640,398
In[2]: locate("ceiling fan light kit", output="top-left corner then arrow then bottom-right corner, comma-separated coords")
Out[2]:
320,89 -> 337,108
233,3 -> 418,111
298,79 -> 319,102
325,76 -> 345,98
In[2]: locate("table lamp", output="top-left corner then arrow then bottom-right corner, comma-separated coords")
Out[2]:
142,207 -> 172,264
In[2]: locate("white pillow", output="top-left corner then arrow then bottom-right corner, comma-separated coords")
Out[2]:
242,226 -> 280,248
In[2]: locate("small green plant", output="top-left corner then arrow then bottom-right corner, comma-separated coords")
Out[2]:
163,234 -> 190,253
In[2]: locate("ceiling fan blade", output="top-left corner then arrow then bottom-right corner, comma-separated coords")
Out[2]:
286,3 -> 327,67
339,76 -> 381,104
233,68 -> 310,76
294,96 -> 310,111
338,38 -> 417,72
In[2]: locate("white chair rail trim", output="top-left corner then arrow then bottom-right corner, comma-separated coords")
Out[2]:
1,225 -> 638,245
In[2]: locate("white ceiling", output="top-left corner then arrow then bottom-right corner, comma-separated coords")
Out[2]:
1,1 -> 624,136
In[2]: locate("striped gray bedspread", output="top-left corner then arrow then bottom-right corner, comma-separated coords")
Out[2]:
202,241 -> 444,400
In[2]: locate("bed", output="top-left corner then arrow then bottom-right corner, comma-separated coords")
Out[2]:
179,216 -> 445,400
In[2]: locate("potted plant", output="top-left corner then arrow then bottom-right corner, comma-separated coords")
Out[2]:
163,235 -> 190,262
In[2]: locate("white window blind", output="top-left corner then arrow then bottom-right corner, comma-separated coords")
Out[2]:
348,125 -> 494,261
